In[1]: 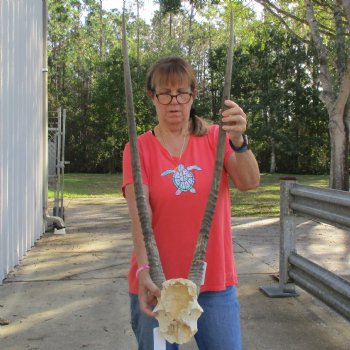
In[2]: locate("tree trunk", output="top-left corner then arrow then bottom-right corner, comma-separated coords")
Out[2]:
169,13 -> 172,37
329,111 -> 349,190
304,0 -> 350,190
344,99 -> 350,187
208,24 -> 216,117
99,0 -> 103,62
136,0 -> 140,69
187,4 -> 194,57
270,137 -> 276,173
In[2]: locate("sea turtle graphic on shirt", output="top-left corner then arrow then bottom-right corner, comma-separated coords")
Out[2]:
161,163 -> 202,195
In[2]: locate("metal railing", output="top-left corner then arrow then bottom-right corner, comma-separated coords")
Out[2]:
261,179 -> 350,321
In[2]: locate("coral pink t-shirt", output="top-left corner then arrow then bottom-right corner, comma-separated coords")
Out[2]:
122,124 -> 238,294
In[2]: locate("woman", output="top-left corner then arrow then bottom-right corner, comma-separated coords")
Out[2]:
122,56 -> 260,350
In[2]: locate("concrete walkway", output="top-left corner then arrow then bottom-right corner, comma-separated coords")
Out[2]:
0,197 -> 349,350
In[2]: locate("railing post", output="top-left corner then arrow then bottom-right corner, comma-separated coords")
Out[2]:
260,177 -> 299,297
278,178 -> 298,295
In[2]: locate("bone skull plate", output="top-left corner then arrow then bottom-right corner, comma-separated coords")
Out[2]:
154,278 -> 203,344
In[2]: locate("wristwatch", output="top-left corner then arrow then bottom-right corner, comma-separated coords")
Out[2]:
229,134 -> 249,153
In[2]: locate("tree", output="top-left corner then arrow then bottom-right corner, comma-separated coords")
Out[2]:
47,0 -> 332,175
228,24 -> 328,174
256,0 -> 350,190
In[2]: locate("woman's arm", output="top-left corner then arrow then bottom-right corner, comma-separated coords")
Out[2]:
124,184 -> 161,317
225,151 -> 260,191
221,100 -> 260,191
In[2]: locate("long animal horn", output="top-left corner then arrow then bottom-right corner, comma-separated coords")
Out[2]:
121,10 -> 165,288
188,9 -> 235,291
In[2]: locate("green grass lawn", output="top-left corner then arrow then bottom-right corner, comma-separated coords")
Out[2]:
230,173 -> 329,217
50,173 -> 330,217
49,173 -> 123,198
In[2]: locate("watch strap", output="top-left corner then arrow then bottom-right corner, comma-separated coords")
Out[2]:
229,134 -> 249,153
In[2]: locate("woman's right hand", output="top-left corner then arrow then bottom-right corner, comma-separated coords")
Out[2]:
138,269 -> 161,317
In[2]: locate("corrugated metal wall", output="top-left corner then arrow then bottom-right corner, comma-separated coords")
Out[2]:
0,0 -> 44,282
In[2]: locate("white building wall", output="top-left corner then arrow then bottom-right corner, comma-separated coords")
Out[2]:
0,0 -> 44,282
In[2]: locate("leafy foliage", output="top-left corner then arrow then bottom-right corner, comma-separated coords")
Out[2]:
48,0 -> 330,174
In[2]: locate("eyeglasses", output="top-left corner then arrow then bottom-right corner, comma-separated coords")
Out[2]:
155,92 -> 193,105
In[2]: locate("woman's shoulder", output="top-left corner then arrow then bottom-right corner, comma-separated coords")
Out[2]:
208,124 -> 219,132
138,129 -> 154,141
191,124 -> 219,150
125,129 -> 154,144
123,130 -> 154,153
207,124 -> 219,139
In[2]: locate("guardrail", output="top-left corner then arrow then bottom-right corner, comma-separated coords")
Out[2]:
260,179 -> 350,321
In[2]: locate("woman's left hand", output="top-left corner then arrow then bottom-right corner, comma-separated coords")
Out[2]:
221,100 -> 247,147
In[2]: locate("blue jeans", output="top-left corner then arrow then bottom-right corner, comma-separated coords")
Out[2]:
130,286 -> 242,350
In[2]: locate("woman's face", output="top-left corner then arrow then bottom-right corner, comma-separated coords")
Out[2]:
151,78 -> 195,129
